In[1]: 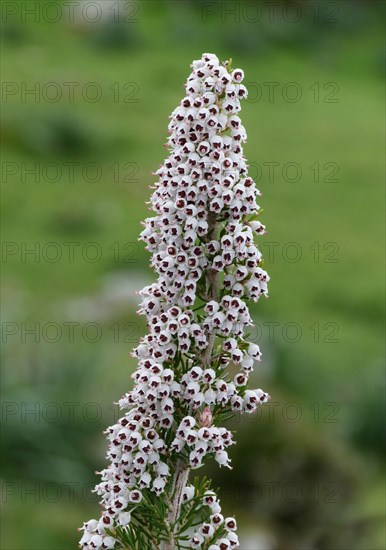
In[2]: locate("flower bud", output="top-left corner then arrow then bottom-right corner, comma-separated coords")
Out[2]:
198,406 -> 213,428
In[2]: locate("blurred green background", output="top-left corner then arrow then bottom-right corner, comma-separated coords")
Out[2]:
1,1 -> 385,549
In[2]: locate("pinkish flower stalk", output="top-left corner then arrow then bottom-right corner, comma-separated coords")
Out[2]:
80,53 -> 270,550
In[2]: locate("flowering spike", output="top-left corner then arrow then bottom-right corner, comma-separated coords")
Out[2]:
80,53 -> 270,550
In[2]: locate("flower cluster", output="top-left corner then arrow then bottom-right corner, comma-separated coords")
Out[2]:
80,53 -> 270,549
171,414 -> 235,469
183,487 -> 239,549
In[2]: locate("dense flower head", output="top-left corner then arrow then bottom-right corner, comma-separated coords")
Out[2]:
80,52 -> 269,549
